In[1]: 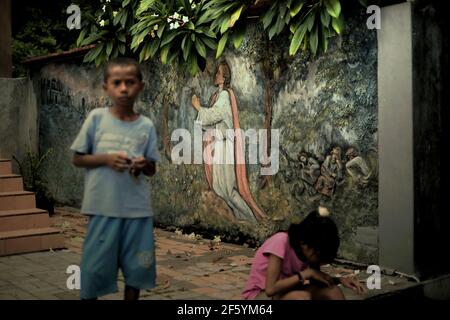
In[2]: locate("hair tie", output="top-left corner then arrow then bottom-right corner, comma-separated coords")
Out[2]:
318,206 -> 330,217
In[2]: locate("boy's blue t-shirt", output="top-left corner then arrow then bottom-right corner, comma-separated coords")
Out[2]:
70,108 -> 161,218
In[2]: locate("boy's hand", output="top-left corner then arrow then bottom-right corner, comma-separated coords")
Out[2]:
106,153 -> 131,172
340,276 -> 367,295
130,156 -> 147,176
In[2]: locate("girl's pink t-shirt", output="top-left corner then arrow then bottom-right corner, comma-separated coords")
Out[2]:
242,232 -> 308,299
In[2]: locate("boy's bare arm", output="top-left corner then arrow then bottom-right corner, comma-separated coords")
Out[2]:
72,152 -> 129,172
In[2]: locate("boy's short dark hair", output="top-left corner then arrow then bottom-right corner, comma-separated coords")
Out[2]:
288,210 -> 340,264
103,57 -> 143,83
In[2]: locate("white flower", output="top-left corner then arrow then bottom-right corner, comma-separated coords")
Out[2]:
169,22 -> 179,30
153,24 -> 159,31
173,12 -> 180,19
105,0 -> 111,2
182,16 -> 189,23
102,5 -> 106,12
112,11 -> 118,17
99,20 -> 105,27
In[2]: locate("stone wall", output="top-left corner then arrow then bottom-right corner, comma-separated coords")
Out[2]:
0,77 -> 38,171
36,9 -> 378,263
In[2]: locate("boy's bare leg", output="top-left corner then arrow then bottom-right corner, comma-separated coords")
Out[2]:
124,285 -> 140,300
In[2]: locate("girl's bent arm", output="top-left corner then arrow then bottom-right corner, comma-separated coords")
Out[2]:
264,254 -> 303,297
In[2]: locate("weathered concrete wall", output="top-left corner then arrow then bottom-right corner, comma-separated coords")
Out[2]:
36,9 -> 378,263
378,2 -> 414,275
0,77 -> 38,171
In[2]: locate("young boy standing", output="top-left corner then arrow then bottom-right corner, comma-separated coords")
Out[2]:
71,57 -> 160,300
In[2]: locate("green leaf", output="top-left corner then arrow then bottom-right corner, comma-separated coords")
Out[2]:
118,32 -> 126,43
182,0 -> 193,16
157,23 -> 166,38
111,47 -> 119,59
161,31 -> 177,47
310,24 -> 318,56
289,23 -> 307,55
76,28 -> 87,47
106,41 -> 113,57
160,44 -> 172,64
232,23 -> 246,49
137,0 -> 156,15
211,14 -> 227,32
197,12 -> 213,26
306,13 -> 315,31
191,33 -> 196,42
168,48 -> 179,65
95,49 -> 105,67
216,32 -> 228,58
321,26 -> 329,52
196,27 -> 216,38
195,38 -> 207,58
320,9 -> 330,27
123,0 -> 131,7
187,53 -> 199,76
118,43 -> 125,55
229,4 -> 244,28
325,0 -> 341,18
290,19 -> 302,34
276,12 -> 286,34
284,12 -> 291,25
186,21 -> 195,30
220,16 -> 231,34
148,38 -> 161,58
139,42 -> 150,62
269,14 -> 284,40
113,10 -> 123,26
81,33 -> 102,46
201,36 -> 217,50
182,36 -> 193,61
83,44 -> 103,63
131,30 -> 148,51
262,5 -> 277,29
120,10 -> 128,28
331,13 -> 344,35
290,0 -> 305,17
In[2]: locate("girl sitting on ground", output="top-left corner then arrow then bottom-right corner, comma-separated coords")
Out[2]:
242,207 -> 366,300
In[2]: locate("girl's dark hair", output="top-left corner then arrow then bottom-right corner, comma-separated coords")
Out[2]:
103,57 -> 143,82
288,210 -> 340,264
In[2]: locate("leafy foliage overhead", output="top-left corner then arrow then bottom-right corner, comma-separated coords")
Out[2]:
77,0 -> 367,75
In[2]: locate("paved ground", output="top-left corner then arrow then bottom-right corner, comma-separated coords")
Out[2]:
0,207 -> 418,300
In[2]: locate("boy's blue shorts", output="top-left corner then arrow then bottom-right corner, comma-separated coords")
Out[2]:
80,215 -> 156,299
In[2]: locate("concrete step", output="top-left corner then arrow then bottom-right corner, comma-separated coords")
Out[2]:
0,159 -> 12,175
0,227 -> 65,256
0,208 -> 50,232
0,191 -> 35,211
0,174 -> 23,192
